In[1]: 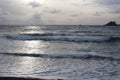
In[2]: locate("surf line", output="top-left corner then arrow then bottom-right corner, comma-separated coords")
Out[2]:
0,52 -> 120,61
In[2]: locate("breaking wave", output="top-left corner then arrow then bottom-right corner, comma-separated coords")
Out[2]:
5,33 -> 113,42
0,52 -> 120,61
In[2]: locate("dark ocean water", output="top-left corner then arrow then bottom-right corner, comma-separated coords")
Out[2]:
0,25 -> 120,80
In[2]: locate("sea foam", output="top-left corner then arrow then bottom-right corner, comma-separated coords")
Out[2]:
5,33 -> 112,42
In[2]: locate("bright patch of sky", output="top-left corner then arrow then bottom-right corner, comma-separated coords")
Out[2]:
0,0 -> 119,25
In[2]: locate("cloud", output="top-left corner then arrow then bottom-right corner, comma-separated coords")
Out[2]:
95,0 -> 120,5
0,8 -> 11,24
0,0 -> 39,25
28,1 -> 41,8
27,12 -> 42,25
33,12 -> 41,21
94,12 -> 104,16
71,14 -> 79,17
108,5 -> 120,14
70,12 -> 83,17
0,0 -> 119,25
109,8 -> 120,14
0,8 -> 10,15
43,7 -> 61,14
71,0 -> 95,7
0,16 -> 8,24
94,0 -> 120,14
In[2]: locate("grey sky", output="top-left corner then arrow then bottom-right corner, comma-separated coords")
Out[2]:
0,0 -> 119,25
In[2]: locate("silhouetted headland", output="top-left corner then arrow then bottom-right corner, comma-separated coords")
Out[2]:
105,21 -> 119,26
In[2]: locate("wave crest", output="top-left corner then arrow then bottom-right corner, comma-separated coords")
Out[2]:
5,33 -> 112,42
0,52 -> 120,61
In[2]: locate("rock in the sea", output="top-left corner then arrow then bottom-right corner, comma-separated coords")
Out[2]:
105,21 -> 118,26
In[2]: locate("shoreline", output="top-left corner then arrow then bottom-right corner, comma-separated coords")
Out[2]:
0,77 -> 62,80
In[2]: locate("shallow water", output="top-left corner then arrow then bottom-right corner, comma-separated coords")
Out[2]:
0,25 -> 120,80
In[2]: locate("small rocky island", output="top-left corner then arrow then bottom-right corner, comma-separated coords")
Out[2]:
105,21 -> 119,26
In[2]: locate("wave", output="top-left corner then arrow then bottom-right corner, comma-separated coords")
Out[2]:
0,52 -> 120,61
5,33 -> 113,42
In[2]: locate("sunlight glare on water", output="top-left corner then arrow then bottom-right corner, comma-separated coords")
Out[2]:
0,25 -> 120,80
22,26 -> 45,34
20,41 -> 49,54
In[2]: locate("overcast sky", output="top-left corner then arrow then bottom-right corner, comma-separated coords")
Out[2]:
0,0 -> 120,25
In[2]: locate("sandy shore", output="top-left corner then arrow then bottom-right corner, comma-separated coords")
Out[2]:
0,77 -> 62,80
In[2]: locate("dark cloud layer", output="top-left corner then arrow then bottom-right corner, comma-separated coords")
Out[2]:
95,0 -> 120,14
96,0 -> 120,5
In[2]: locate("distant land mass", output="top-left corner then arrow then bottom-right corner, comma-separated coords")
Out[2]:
0,21 -> 120,26
105,21 -> 120,26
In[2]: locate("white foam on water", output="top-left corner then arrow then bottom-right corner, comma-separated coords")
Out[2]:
5,33 -> 112,42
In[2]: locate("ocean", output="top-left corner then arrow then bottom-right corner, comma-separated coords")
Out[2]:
0,25 -> 120,80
